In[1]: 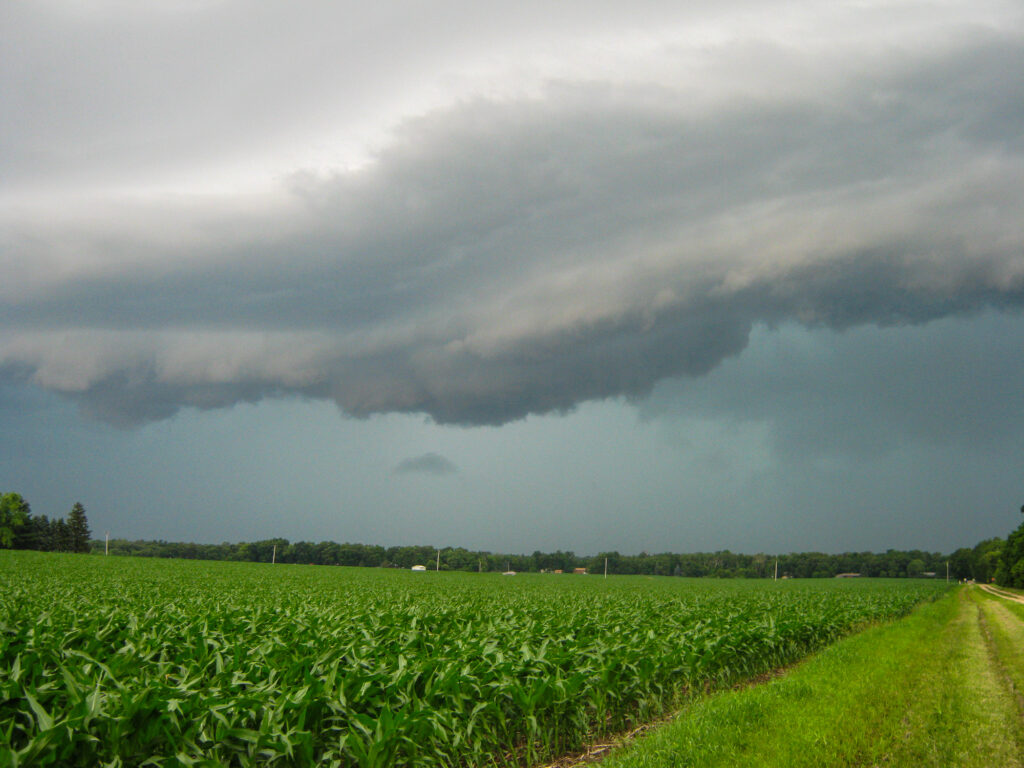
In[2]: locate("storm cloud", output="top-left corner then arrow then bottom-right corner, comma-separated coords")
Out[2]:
2,1 -> 1023,428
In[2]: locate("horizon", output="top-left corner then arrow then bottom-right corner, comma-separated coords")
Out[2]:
87,530 -> 988,560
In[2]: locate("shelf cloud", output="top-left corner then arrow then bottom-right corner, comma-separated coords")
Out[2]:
2,1 -> 1022,428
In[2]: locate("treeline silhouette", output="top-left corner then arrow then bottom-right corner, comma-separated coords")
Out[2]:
0,493 -> 92,553
6,487 -> 1018,583
89,536 -> 1003,581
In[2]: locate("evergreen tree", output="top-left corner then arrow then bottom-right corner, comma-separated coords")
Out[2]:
54,518 -> 71,552
33,514 -> 54,552
67,502 -> 92,554
12,515 -> 37,549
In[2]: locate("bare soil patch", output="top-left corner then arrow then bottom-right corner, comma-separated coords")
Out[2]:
979,584 -> 1024,605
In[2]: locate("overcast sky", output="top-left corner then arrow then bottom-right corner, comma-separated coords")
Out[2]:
2,0 -> 1022,555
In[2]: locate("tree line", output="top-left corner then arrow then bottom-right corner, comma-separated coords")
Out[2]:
3,489 -> 1023,584
90,536 -> 997,581
0,493 -> 92,553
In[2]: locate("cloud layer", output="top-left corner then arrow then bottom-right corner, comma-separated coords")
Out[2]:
2,1 -> 1023,426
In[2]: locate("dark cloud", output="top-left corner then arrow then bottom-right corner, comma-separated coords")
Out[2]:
2,10 -> 1023,427
394,453 -> 458,476
641,311 -> 1024,457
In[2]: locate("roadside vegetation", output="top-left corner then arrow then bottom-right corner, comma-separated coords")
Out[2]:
602,587 -> 1024,768
995,505 -> 1024,587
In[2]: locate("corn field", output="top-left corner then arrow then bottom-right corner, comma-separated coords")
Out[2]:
0,551 -> 945,767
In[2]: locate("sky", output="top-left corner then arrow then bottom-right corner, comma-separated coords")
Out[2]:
2,0 -> 1023,555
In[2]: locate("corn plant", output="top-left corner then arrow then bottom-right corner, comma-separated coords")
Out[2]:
0,551 -> 946,767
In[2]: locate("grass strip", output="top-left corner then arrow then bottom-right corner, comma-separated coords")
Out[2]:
601,588 -> 1024,768
974,588 -> 1024,717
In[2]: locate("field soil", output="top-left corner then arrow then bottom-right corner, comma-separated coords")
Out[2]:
979,583 -> 1024,605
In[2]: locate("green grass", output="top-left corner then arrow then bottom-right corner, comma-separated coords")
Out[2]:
0,551 -> 946,767
975,589 -> 1024,719
602,587 -> 1024,768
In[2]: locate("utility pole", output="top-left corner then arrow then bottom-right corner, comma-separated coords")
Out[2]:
436,550 -> 440,572
774,558 -> 778,581
604,557 -> 608,579
105,532 -> 109,556
272,544 -> 276,565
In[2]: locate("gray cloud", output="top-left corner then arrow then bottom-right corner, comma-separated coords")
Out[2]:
641,311 -> 1024,457
2,3 -> 1023,427
394,452 -> 458,476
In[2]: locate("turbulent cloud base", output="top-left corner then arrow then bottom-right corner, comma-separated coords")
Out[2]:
2,1 -> 1023,430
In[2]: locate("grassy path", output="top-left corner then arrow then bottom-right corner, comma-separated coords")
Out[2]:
976,587 -> 1024,720
599,587 -> 1024,768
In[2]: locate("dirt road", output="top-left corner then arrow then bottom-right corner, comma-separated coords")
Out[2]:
979,583 -> 1024,605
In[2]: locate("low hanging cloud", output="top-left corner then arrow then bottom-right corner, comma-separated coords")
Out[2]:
394,453 -> 459,477
1,2 -> 1023,427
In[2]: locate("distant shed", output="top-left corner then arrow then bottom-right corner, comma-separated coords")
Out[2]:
834,573 -> 862,578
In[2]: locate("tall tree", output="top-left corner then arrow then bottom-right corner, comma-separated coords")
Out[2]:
67,502 -> 92,554
32,514 -> 54,552
11,498 -> 37,550
0,493 -> 31,549
53,518 -> 70,552
996,505 -> 1024,588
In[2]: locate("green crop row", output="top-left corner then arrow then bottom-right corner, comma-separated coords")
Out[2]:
0,551 -> 946,767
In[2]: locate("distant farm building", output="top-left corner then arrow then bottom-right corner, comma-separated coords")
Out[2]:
834,573 -> 861,578
574,568 -> 587,575
411,565 -> 427,571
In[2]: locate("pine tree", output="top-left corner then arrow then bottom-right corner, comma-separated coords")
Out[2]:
33,515 -> 54,551
54,518 -> 70,552
67,502 -> 92,554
